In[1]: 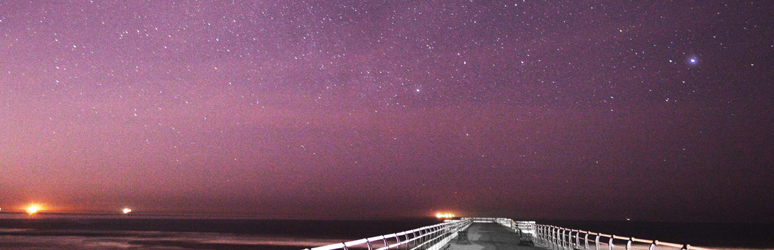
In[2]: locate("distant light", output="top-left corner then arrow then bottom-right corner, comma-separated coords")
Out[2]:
687,56 -> 699,66
436,213 -> 455,219
26,205 -> 41,215
122,208 -> 132,214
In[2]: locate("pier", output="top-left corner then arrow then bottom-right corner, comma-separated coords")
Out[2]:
306,217 -> 712,250
442,222 -> 538,250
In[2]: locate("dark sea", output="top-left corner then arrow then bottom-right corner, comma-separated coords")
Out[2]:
1,214 -> 772,249
0,213 -> 437,250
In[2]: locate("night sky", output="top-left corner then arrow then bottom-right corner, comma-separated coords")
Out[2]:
1,1 -> 773,222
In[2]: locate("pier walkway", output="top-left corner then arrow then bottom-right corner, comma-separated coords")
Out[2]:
306,217 -> 709,250
446,223 -> 545,250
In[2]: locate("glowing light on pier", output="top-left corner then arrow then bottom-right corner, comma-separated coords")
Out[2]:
122,208 -> 132,214
436,213 -> 455,219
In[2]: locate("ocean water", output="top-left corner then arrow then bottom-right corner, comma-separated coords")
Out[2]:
1,215 -> 772,249
0,214 -> 437,250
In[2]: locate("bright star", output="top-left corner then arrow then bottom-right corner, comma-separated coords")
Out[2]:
687,56 -> 699,66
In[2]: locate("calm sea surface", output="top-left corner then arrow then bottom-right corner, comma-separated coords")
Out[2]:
0,214 -> 437,250
1,214 -> 772,249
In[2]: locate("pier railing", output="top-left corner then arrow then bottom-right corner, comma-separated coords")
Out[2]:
305,218 -> 712,250
535,224 -> 713,250
304,219 -> 470,250
460,217 -> 537,236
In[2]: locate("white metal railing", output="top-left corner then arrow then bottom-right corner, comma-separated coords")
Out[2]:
304,219 -> 471,250
536,224 -> 713,250
463,217 -> 498,223
493,217 -> 537,236
462,217 -> 537,236
305,218 -> 711,250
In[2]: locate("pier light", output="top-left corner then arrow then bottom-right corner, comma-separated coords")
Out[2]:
436,212 -> 455,219
122,208 -> 132,214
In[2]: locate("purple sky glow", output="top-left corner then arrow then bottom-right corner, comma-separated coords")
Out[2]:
1,1 -> 773,222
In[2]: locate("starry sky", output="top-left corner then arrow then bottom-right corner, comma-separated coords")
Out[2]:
1,1 -> 773,222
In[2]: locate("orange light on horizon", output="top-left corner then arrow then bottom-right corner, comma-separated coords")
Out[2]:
436,212 -> 455,219
26,204 -> 41,215
122,208 -> 132,214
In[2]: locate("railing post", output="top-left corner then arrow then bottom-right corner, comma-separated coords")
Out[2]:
571,229 -> 575,249
383,236 -> 389,249
557,228 -> 562,247
558,227 -> 562,246
626,237 -> 632,250
585,232 -> 589,250
556,227 -> 564,246
559,228 -> 564,246
609,235 -> 614,250
559,227 -> 564,247
556,227 -> 560,246
536,225 -> 541,240
557,228 -> 561,246
571,230 -> 576,249
576,230 -> 580,249
570,230 -> 574,248
595,234 -> 600,250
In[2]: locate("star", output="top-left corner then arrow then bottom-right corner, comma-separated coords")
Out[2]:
687,56 -> 699,66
